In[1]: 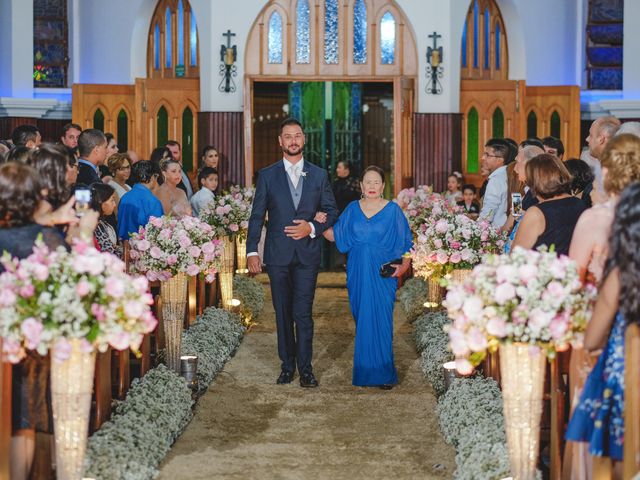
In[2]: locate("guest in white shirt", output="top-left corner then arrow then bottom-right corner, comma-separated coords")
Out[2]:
106,153 -> 132,203
190,167 -> 218,217
479,139 -> 509,228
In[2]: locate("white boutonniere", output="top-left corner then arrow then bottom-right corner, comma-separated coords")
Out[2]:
300,170 -> 307,178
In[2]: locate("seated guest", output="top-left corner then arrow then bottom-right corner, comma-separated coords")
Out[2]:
76,129 -> 107,185
444,171 -> 463,205
91,183 -> 122,258
190,167 -> 218,217
457,184 -> 480,216
156,158 -> 192,217
106,153 -> 132,202
511,154 -> 585,256
117,160 -> 163,240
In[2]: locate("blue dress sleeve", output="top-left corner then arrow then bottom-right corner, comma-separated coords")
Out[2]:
333,201 -> 355,254
390,203 -> 413,258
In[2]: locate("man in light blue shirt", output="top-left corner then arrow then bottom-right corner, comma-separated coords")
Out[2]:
118,161 -> 164,240
479,139 -> 509,228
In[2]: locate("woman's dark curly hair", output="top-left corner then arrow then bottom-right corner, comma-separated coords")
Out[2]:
604,182 -> 640,324
564,159 -> 595,194
0,162 -> 43,227
26,143 -> 71,209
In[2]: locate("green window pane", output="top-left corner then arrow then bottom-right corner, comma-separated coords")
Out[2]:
117,109 -> 128,152
550,111 -> 561,138
93,109 -> 104,132
527,111 -> 537,138
157,106 -> 169,147
182,107 -> 194,172
467,107 -> 479,174
492,107 -> 504,138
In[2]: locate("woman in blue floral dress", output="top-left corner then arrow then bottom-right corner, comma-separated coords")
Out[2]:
565,183 -> 640,476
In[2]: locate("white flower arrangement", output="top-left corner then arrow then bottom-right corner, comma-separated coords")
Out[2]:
199,185 -> 255,240
394,185 -> 450,234
0,240 -> 156,363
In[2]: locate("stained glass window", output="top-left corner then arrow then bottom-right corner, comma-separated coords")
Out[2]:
33,0 -> 69,88
492,107 -> 504,138
182,108 -> 194,172
165,7 -> 172,68
353,0 -> 367,64
324,0 -> 339,64
268,11 -> 283,64
527,111 -> 538,138
117,110 -> 128,152
177,0 -> 184,66
495,22 -> 501,69
296,0 -> 310,64
461,21 -> 467,67
154,23 -> 161,69
157,106 -> 169,147
467,108 -> 479,173
484,8 -> 490,69
190,9 -> 197,66
93,109 -> 105,132
473,0 -> 479,68
380,12 -> 395,65
551,111 -> 561,138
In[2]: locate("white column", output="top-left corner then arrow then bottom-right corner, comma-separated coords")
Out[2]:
0,0 -> 34,98
623,0 -> 640,95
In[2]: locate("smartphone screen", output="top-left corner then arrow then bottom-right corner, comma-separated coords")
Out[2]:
511,193 -> 523,217
75,189 -> 91,217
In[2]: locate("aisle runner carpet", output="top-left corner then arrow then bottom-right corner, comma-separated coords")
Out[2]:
159,272 -> 455,479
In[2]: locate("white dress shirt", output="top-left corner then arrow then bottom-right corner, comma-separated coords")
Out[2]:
480,165 -> 508,228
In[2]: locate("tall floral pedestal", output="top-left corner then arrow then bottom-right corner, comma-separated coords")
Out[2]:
425,276 -> 443,309
220,236 -> 235,309
50,339 -> 96,480
235,235 -> 248,274
161,273 -> 188,373
450,268 -> 472,285
499,343 -> 545,480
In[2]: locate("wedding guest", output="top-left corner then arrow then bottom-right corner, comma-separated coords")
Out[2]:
99,133 -> 119,180
166,140 -> 194,199
479,139 -> 509,228
117,160 -> 163,240
190,167 -> 218,217
60,123 -> 82,149
150,146 -> 172,185
76,129 -> 107,186
11,125 -> 41,149
90,183 -> 122,258
332,160 -> 360,213
566,182 -> 640,479
615,121 -> 640,138
65,153 -> 79,187
106,153 -> 132,202
322,166 -> 413,389
156,158 -> 192,217
587,116 -> 621,204
542,136 -> 565,160
564,158 -> 594,209
511,154 -> 584,256
201,145 -> 220,169
26,144 -> 72,210
6,146 -> 31,165
457,184 -> 480,216
444,171 -> 463,205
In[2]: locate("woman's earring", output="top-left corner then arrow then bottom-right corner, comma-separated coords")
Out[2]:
361,193 -> 365,199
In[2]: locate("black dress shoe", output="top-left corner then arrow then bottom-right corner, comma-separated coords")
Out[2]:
299,372 -> 319,388
276,371 -> 294,384
378,384 -> 394,390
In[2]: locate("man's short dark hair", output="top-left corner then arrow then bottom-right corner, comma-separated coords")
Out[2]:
519,138 -> 545,150
62,123 -> 82,136
462,183 -> 477,194
131,160 -> 160,184
279,118 -> 304,135
542,136 -> 565,157
504,138 -> 518,165
198,167 -> 218,185
166,140 -> 181,149
78,129 -> 107,158
485,138 -> 510,160
11,125 -> 40,147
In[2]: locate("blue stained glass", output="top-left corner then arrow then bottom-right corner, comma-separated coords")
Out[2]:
268,12 -> 283,64
473,0 -> 478,68
461,20 -> 467,67
495,22 -> 501,69
324,0 -> 339,64
353,0 -> 367,64
177,0 -> 184,66
165,7 -> 172,68
190,9 -> 197,66
154,22 -> 160,69
380,12 -> 395,64
484,8 -> 490,69
296,0 -> 310,64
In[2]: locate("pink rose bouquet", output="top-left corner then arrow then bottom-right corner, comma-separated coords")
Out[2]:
129,215 -> 223,282
411,211 -> 506,279
394,185 -> 451,234
199,185 -> 254,240
0,240 -> 157,363
444,246 -> 595,374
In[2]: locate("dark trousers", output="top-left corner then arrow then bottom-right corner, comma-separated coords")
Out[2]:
267,252 -> 319,376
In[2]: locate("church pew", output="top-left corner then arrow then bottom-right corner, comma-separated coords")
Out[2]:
549,350 -> 570,480
187,275 -> 197,327
112,349 -> 130,400
624,323 -> 640,479
0,346 -> 11,480
92,347 -> 112,432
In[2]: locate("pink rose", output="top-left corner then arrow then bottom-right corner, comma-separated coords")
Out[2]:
462,296 -> 483,319
52,338 -> 72,363
2,338 -> 25,363
91,303 -> 106,322
433,238 -> 443,249
19,283 -> 35,298
178,236 -> 192,248
186,264 -> 200,276
445,288 -> 465,310
240,221 -> 249,229
149,247 -> 162,259
76,280 -> 91,297
21,317 -> 44,349
449,328 -> 470,356
450,240 -> 461,250
109,331 -> 131,351
518,264 -> 538,283
105,276 -> 125,298
149,217 -> 164,228
32,264 -> 50,281
229,223 -> 239,232
549,313 -> 569,340
141,311 -> 158,333
136,239 -> 151,251
159,229 -> 172,240
435,220 -> 449,234
436,252 -> 449,264
466,328 -> 488,352
545,281 -> 565,298
486,318 -> 508,337
166,254 -> 178,266
124,301 -> 144,319
494,282 -> 516,305
460,249 -> 474,262
215,206 -> 226,215
449,252 -> 462,264
188,246 -> 202,258
146,271 -> 158,282
455,358 -> 474,375
0,288 -> 16,307
202,242 -> 216,255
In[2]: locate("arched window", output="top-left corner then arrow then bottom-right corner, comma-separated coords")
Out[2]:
268,12 -> 283,64
467,107 -> 479,173
117,109 -> 129,152
33,0 -> 69,88
296,0 -> 311,64
93,109 -> 105,132
550,111 -> 561,138
324,0 -> 339,64
527,111 -> 538,138
461,0 -> 508,80
380,12 -> 396,64
353,0 -> 367,64
492,107 -> 504,138
182,107 -> 194,172
157,106 -> 169,147
147,0 -> 199,79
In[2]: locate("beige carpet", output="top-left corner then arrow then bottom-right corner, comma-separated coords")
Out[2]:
158,272 -> 455,479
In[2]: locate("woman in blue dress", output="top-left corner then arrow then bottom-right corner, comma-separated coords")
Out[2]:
322,166 -> 413,389
565,183 -> 640,477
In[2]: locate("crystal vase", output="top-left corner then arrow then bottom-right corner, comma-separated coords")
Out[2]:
499,342 -> 546,480
426,276 -> 443,309
235,235 -> 248,274
220,236 -> 235,308
161,272 -> 188,373
50,339 -> 96,480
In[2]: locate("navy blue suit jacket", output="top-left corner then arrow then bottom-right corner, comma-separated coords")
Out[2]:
247,160 -> 339,266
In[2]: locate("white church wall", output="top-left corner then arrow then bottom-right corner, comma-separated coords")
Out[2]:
624,0 -> 640,95
0,0 -> 34,98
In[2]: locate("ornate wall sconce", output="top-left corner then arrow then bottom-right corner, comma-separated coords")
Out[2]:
426,31 -> 444,95
219,30 -> 237,93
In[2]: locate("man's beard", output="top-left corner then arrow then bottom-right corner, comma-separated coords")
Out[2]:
282,144 -> 304,156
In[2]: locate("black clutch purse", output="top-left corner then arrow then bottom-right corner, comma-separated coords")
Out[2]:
380,258 -> 403,277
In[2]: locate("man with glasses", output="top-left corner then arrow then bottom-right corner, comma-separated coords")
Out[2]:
479,138 -> 510,228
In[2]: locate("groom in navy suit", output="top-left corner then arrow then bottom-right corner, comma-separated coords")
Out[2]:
247,118 -> 339,388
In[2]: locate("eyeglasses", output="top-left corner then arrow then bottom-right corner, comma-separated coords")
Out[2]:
482,152 -> 504,159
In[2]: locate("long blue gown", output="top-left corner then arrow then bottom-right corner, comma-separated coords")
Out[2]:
333,201 -> 413,386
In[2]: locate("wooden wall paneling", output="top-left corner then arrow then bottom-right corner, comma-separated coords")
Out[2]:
0,117 -> 70,143
198,112 -> 245,188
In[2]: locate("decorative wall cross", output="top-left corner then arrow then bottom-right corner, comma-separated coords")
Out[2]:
426,31 -> 444,95
219,29 -> 238,93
